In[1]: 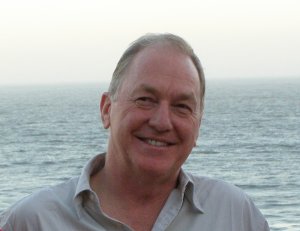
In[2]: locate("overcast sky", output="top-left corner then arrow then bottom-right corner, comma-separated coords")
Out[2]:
0,0 -> 299,85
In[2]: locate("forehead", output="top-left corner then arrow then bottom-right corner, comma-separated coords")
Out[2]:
120,44 -> 200,97
131,44 -> 197,76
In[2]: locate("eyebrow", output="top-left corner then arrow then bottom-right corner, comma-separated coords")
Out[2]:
128,84 -> 157,96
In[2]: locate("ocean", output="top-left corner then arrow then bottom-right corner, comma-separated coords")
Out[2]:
0,78 -> 299,230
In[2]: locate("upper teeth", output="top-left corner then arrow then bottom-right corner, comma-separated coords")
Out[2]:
146,139 -> 168,147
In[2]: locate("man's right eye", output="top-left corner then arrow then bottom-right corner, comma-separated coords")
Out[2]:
135,97 -> 156,108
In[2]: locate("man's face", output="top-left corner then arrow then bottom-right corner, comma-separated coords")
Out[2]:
101,44 -> 202,180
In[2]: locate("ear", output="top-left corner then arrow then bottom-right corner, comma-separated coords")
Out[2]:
100,92 -> 111,129
194,117 -> 202,147
194,131 -> 199,147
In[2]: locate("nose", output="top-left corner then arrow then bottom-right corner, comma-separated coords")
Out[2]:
148,102 -> 173,132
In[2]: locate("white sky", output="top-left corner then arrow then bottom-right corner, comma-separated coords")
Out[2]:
0,0 -> 299,85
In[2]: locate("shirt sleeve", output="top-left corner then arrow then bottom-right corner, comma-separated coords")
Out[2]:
242,195 -> 270,231
0,209 -> 14,231
0,200 -> 39,231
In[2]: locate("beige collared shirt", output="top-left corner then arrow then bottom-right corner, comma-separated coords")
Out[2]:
0,153 -> 269,231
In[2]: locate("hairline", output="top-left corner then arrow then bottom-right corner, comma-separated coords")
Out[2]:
108,33 -> 205,114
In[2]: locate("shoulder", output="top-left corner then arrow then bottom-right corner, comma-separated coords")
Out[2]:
186,173 -> 269,230
189,173 -> 257,208
0,177 -> 79,230
17,177 -> 78,211
187,173 -> 247,201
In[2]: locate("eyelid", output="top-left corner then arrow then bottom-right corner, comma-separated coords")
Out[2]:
172,103 -> 194,115
134,96 -> 157,107
177,103 -> 191,109
177,101 -> 193,109
137,96 -> 156,102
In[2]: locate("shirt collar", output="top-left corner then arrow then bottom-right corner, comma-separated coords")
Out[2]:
73,153 -> 106,217
74,154 -> 105,197
73,154 -> 205,216
178,169 -> 205,213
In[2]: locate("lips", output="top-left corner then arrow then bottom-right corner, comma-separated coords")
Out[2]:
137,136 -> 175,147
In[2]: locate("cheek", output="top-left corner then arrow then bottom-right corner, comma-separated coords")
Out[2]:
177,119 -> 200,142
111,104 -> 148,131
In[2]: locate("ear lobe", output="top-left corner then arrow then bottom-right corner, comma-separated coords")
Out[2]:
100,92 -> 111,129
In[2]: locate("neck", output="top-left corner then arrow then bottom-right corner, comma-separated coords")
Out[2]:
91,157 -> 178,203
89,154 -> 179,231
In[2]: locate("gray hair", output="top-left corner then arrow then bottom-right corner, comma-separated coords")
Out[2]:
108,33 -> 205,113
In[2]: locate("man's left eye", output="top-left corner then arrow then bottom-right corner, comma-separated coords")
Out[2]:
174,104 -> 192,114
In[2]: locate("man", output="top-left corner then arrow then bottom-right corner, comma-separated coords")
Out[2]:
0,33 -> 269,231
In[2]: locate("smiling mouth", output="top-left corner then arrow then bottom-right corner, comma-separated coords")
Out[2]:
139,137 -> 173,147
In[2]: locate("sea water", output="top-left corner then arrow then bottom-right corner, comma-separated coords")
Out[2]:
0,78 -> 299,230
